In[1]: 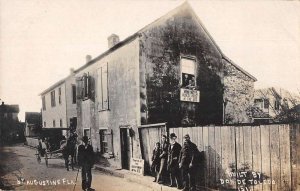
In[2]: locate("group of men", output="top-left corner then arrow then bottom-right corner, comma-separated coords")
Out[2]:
151,133 -> 198,191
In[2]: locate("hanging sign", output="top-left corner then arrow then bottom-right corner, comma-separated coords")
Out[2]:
180,88 -> 200,102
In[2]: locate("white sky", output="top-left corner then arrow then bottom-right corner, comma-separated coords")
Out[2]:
0,0 -> 299,121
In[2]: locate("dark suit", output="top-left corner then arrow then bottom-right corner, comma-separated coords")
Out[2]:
179,140 -> 198,191
156,141 -> 169,183
151,147 -> 161,175
77,144 -> 94,190
167,142 -> 182,188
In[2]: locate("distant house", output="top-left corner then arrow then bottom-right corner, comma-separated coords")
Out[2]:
0,101 -> 19,121
253,87 -> 300,122
69,2 -> 256,169
25,112 -> 42,137
0,101 -> 23,143
39,69 -> 77,135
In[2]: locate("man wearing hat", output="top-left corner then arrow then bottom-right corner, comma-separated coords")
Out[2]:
167,133 -> 183,189
179,134 -> 198,191
77,136 -> 94,191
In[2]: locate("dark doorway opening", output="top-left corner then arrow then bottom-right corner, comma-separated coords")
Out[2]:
120,128 -> 130,170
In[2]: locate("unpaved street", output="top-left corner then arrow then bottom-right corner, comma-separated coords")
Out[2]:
0,144 -> 153,191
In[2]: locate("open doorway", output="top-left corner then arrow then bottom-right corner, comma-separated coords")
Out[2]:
120,128 -> 131,169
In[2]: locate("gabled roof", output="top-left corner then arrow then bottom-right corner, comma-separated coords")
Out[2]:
39,78 -> 66,96
74,2 -> 256,82
0,104 -> 19,113
25,112 -> 41,124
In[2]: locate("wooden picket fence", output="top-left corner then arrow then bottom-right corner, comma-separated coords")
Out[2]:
167,124 -> 300,191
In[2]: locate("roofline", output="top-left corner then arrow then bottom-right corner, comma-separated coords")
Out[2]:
75,3 -> 190,74
186,3 -> 257,82
74,33 -> 140,74
41,1 -> 257,95
222,56 -> 257,81
39,78 -> 66,96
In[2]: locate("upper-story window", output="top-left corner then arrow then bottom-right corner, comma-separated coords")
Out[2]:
72,84 -> 76,104
181,57 -> 196,89
58,87 -> 62,104
53,120 -> 56,127
42,96 -> 46,111
264,99 -> 269,109
254,98 -> 269,110
44,121 -> 46,127
51,90 -> 56,107
83,74 -> 89,99
60,119 -> 62,127
97,63 -> 109,111
274,100 -> 280,110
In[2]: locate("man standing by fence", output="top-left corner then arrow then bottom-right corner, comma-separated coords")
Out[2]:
179,134 -> 197,191
77,136 -> 94,191
156,135 -> 169,184
167,133 -> 183,189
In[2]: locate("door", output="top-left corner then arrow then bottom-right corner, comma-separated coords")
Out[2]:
120,128 -> 130,169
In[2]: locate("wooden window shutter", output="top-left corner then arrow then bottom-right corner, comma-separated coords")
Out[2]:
102,63 -> 109,109
76,77 -> 83,99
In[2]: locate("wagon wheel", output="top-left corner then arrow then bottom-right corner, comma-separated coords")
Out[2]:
45,152 -> 48,167
37,154 -> 41,164
36,150 -> 41,164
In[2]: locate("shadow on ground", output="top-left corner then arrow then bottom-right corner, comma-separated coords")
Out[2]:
0,145 -> 24,190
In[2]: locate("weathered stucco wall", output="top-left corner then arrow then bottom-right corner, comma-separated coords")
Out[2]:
76,38 -> 141,168
41,84 -> 67,129
65,74 -> 77,127
223,59 -> 254,124
139,5 -> 224,126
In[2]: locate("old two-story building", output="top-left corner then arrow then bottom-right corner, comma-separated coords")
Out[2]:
0,101 -> 24,144
40,70 -> 77,134
253,87 -> 300,123
71,2 -> 256,169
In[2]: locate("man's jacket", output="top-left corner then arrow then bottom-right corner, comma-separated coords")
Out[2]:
160,141 -> 169,160
179,140 -> 197,167
152,147 -> 162,164
167,142 -> 182,169
77,144 -> 94,167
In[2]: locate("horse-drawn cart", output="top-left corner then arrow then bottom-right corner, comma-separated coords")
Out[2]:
35,128 -> 70,167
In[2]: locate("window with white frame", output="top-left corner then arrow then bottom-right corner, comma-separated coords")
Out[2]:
99,129 -> 108,154
53,120 -> 56,127
181,57 -> 196,89
51,90 -> 56,107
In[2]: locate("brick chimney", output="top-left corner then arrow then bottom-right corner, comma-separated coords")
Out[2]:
108,34 -> 120,49
86,55 -> 92,63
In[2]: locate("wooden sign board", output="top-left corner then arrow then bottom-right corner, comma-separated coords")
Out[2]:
180,88 -> 200,102
130,158 -> 144,175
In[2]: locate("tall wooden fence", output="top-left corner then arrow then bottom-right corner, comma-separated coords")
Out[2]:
138,123 -> 167,174
168,124 -> 300,191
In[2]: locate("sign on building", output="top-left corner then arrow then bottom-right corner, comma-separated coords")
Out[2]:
180,88 -> 200,102
130,158 -> 144,175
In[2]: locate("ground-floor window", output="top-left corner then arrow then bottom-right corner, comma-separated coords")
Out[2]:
99,130 -> 108,154
83,129 -> 90,138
